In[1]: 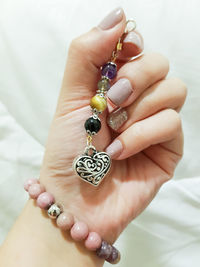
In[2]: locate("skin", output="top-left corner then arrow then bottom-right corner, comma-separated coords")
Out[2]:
0,8 -> 187,267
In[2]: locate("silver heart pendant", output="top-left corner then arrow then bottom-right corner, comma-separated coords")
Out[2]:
73,145 -> 111,186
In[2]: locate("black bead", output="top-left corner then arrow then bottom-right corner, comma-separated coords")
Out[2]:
84,117 -> 101,135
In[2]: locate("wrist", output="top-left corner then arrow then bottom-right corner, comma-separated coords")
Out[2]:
0,199 -> 104,267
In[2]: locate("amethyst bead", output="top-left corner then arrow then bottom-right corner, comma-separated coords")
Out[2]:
101,62 -> 117,79
96,240 -> 112,259
106,246 -> 121,264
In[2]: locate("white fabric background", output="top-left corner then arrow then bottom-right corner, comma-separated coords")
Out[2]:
0,0 -> 200,266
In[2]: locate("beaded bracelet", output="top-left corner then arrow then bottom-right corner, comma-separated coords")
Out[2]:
24,178 -> 120,264
73,19 -> 137,187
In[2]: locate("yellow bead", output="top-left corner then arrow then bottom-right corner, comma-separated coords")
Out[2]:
90,95 -> 107,112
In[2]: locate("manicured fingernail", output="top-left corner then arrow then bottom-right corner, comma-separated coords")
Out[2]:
107,78 -> 133,106
105,139 -> 123,159
98,7 -> 124,30
123,31 -> 144,50
107,107 -> 128,131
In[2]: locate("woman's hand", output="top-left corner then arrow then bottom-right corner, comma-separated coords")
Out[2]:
40,7 -> 187,245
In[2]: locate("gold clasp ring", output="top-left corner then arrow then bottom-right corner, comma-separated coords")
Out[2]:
124,19 -> 137,34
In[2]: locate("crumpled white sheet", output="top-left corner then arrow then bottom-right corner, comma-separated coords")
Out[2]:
0,0 -> 200,266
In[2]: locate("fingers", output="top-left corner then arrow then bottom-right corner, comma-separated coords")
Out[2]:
107,52 -> 169,109
61,8 -> 126,95
107,77 -> 187,132
57,7 -> 144,116
105,109 -> 182,160
56,7 -> 126,115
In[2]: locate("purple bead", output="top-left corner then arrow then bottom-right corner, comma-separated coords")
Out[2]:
106,246 -> 120,264
101,62 -> 117,79
96,240 -> 112,259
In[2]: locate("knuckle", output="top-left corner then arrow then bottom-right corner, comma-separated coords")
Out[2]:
154,52 -> 169,70
132,122 -> 146,144
167,108 -> 182,132
144,52 -> 170,79
182,84 -> 188,101
68,28 -> 100,65
134,122 -> 144,138
69,36 -> 87,54
171,77 -> 188,101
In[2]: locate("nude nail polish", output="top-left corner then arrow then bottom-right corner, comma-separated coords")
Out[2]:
105,139 -> 123,159
107,78 -> 133,106
98,7 -> 124,30
123,31 -> 144,50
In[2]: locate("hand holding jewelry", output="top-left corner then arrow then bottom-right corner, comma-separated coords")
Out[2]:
35,6 -> 186,266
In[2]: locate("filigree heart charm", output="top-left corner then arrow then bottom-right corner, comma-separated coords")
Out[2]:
72,20 -> 137,188
73,146 -> 111,186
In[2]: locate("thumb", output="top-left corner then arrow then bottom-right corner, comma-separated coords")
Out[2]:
58,7 -> 126,114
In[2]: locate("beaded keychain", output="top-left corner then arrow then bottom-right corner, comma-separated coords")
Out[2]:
73,19 -> 136,187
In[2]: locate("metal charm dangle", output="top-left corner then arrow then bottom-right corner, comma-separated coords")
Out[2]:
73,19 -> 137,186
73,145 -> 111,186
